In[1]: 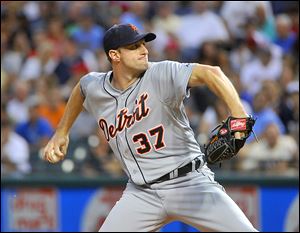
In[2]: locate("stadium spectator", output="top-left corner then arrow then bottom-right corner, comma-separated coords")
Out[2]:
1,119 -> 31,176
240,45 -> 282,96
6,81 -> 30,124
15,95 -> 54,154
176,1 -> 229,62
274,14 -> 298,54
220,1 -> 274,40
248,89 -> 286,142
119,1 -> 149,32
38,87 -> 66,128
70,8 -> 105,52
239,123 -> 298,174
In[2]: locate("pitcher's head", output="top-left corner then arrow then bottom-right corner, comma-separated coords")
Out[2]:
103,24 -> 156,70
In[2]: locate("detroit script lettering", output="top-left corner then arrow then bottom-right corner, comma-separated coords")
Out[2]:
99,93 -> 150,141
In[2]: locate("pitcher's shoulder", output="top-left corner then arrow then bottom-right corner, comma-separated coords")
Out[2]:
148,60 -> 182,70
80,71 -> 111,92
81,71 -> 110,83
148,60 -> 174,67
82,71 -> 108,80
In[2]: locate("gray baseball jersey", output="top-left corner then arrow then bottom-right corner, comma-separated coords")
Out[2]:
80,60 -> 204,186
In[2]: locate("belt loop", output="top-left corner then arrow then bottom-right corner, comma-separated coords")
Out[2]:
169,169 -> 179,179
169,171 -> 173,179
174,169 -> 178,178
191,159 -> 196,172
199,156 -> 204,167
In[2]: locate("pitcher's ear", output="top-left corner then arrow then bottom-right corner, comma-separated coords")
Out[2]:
109,50 -> 120,62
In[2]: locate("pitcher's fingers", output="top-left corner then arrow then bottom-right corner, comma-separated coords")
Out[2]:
43,146 -> 53,160
48,150 -> 61,163
234,132 -> 245,139
48,155 -> 61,163
53,145 -> 64,158
44,149 -> 53,162
44,140 -> 56,153
234,132 -> 241,139
61,144 -> 67,155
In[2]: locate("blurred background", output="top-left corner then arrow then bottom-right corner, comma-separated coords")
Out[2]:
1,1 -> 299,232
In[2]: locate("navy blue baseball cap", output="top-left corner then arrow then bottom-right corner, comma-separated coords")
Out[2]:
103,24 -> 156,55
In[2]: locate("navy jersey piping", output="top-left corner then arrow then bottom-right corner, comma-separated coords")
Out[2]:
102,73 -> 132,182
123,75 -> 150,185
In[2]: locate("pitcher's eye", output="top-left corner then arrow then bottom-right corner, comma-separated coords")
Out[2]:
126,41 -> 145,50
127,44 -> 139,50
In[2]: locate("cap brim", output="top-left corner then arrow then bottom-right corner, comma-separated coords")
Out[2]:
122,33 -> 156,47
143,32 -> 156,42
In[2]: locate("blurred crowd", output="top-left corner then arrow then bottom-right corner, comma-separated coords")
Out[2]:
1,1 -> 299,178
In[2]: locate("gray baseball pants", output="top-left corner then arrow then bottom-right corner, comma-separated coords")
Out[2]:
99,165 -> 258,232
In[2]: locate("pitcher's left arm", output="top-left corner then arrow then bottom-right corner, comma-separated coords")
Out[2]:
188,64 -> 247,119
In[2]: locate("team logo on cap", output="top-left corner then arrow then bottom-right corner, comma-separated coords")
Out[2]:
129,24 -> 138,32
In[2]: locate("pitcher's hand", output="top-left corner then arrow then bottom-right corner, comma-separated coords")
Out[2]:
43,133 -> 69,163
234,131 -> 246,139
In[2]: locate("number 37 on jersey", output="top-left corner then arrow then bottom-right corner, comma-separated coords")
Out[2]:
98,93 -> 166,155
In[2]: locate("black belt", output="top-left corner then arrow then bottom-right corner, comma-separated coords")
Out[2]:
153,157 -> 203,184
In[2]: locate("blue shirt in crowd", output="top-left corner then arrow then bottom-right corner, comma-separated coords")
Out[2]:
15,118 -> 54,145
248,107 -> 286,142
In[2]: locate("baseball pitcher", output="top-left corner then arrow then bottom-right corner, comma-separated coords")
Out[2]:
44,24 -> 258,232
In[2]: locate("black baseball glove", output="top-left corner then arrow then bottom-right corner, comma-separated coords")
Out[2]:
204,116 -> 256,164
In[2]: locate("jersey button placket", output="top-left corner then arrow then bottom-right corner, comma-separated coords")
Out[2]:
117,96 -> 128,157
